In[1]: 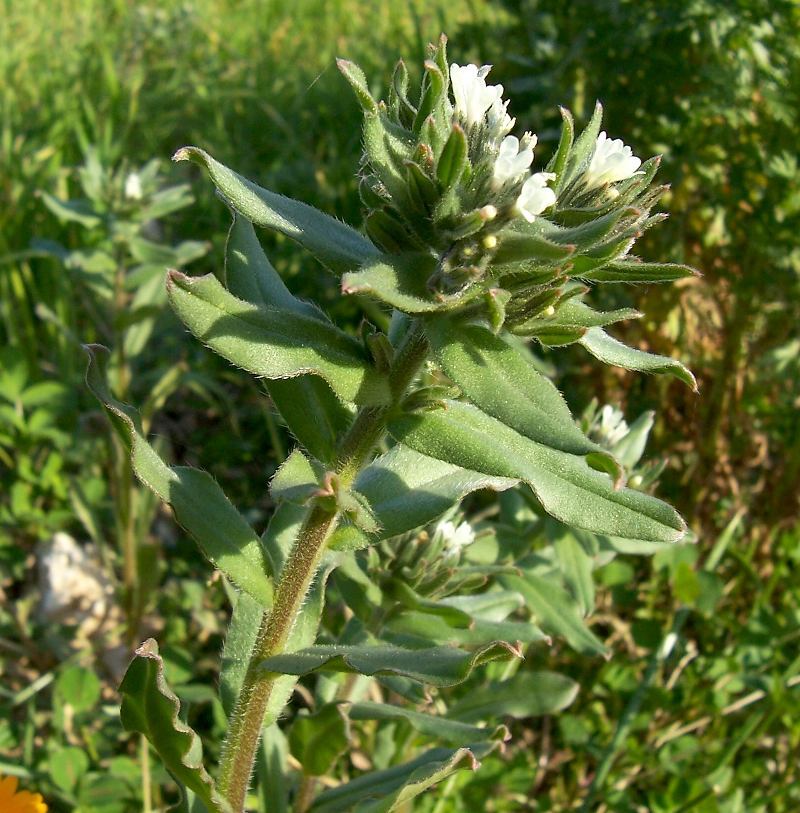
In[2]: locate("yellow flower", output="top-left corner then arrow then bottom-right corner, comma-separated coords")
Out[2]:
0,775 -> 48,813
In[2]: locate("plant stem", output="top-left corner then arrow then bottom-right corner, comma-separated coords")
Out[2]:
218,320 -> 429,812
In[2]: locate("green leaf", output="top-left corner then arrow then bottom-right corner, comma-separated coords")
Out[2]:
436,125 -> 468,189
219,586 -> 263,717
270,449 -> 324,504
546,106 -> 575,180
515,298 -> 640,337
426,320 -> 620,472
41,192 -> 102,228
500,572 -> 606,656
336,58 -> 378,113
447,671 -> 580,722
346,702 -> 508,746
173,146 -> 379,275
268,377 -> 353,464
166,271 -> 390,405
289,703 -> 350,777
119,639 -> 231,813
84,345 -> 274,606
579,259 -> 698,283
386,611 -> 547,648
222,211 -> 322,318
56,665 -> 101,713
50,746 -> 90,793
554,533 -> 596,616
310,744 -> 495,813
579,327 -> 697,390
222,213 -> 354,461
260,641 -> 522,687
561,100 -> 604,190
389,401 -> 686,544
342,253 -> 442,313
329,444 -> 515,548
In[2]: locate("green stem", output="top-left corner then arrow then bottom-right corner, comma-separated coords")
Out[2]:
218,320 -> 429,812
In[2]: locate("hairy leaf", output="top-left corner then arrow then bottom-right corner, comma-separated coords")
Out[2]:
173,147 -> 379,275
167,271 -> 390,405
389,401 -> 686,544
260,641 -> 522,687
310,744 -> 495,813
579,327 -> 697,390
119,640 -> 231,813
84,345 -> 273,606
342,253 -> 442,312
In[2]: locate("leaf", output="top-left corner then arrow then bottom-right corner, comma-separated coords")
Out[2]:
500,572 -> 606,656
560,100 -> 604,190
579,327 -> 697,390
389,401 -> 686,544
516,298 -> 641,336
222,213 -> 353,461
436,125 -> 468,189
447,671 -> 580,722
84,345 -> 274,606
579,259 -> 698,283
41,192 -> 102,228
426,320 -> 620,471
336,58 -> 378,113
174,147 -> 379,275
219,587 -> 263,717
346,701 -> 508,746
289,703 -> 350,777
342,253 -> 443,313
120,640 -> 230,813
50,747 -> 90,793
554,533 -> 596,616
386,611 -> 547,648
260,641 -> 522,687
269,449 -> 324,504
55,666 -> 100,713
329,444 -> 515,548
310,744 -> 495,813
166,271 -> 390,405
222,211 -> 322,318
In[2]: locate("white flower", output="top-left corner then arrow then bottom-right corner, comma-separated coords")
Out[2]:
585,131 -> 642,189
124,171 -> 143,200
596,404 -> 630,446
493,135 -> 535,188
514,172 -> 556,222
436,519 -> 475,556
449,63 -> 504,129
487,96 -> 515,139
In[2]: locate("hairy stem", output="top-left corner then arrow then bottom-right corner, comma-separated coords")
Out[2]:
218,320 -> 429,811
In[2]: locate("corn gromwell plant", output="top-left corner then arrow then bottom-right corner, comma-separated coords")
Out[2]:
87,35 -> 697,813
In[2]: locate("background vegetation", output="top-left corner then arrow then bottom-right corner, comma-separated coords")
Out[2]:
1,0 -> 798,810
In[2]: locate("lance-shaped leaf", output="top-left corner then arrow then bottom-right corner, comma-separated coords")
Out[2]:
269,449 -> 325,504
346,701 -> 508,746
579,327 -> 697,390
342,253 -> 443,312
446,670 -> 580,722
500,572 -> 606,656
426,320 -> 622,480
173,147 -> 379,275
310,744 -> 495,813
386,611 -> 547,648
119,640 -> 231,813
512,297 -> 641,338
84,345 -> 273,606
260,641 -> 522,687
388,401 -> 686,544
329,444 -> 516,549
579,258 -> 698,283
559,100 -> 604,191
223,213 -> 354,461
167,271 -> 390,405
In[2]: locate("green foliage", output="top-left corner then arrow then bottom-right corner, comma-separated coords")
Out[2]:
1,3 -> 796,812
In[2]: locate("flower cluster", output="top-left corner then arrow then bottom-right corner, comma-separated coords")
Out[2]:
338,36 -> 668,330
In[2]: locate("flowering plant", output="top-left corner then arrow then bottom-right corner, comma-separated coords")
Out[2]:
87,36 -> 695,812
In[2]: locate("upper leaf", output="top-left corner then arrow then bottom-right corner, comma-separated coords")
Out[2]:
119,639 -> 231,813
167,271 -> 390,405
389,400 -> 686,544
173,146 -> 380,275
579,326 -> 697,390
